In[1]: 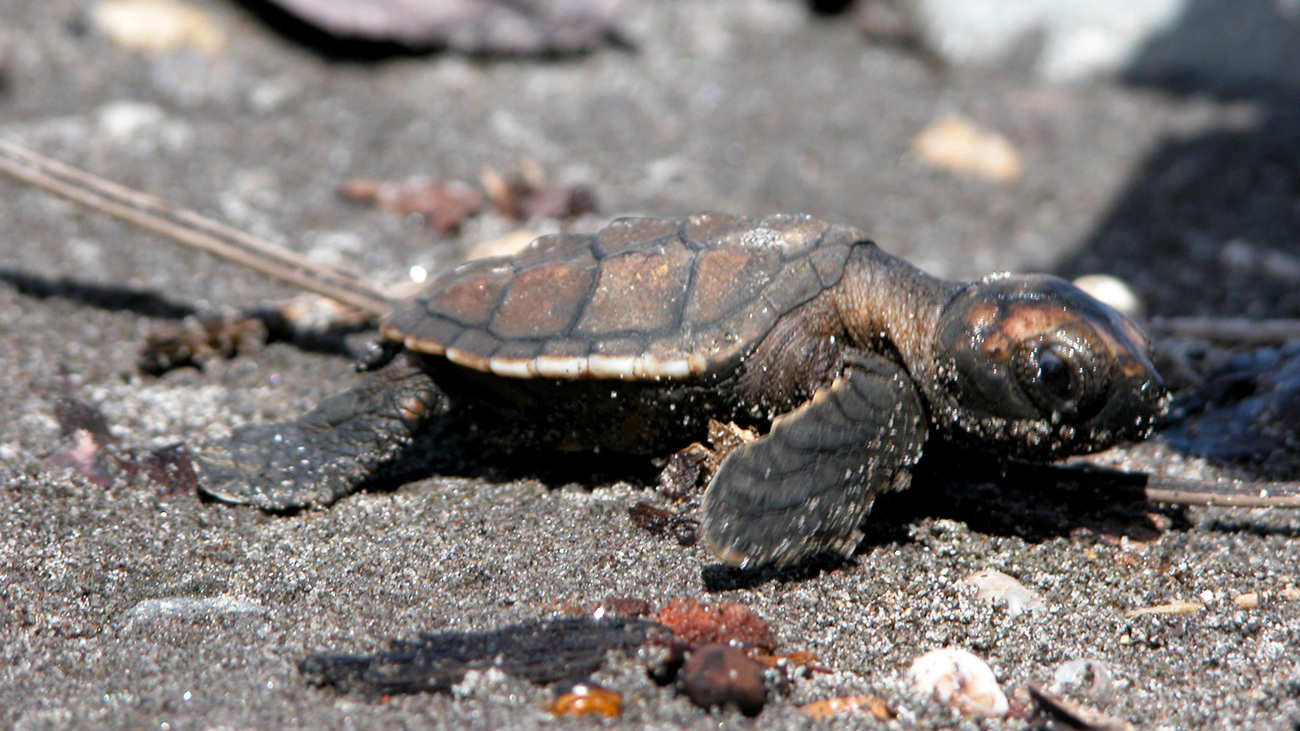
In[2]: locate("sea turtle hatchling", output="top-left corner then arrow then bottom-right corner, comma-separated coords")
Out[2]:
193,212 -> 1168,568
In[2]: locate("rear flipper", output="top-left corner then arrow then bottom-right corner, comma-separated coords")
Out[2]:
701,356 -> 928,568
193,358 -> 448,510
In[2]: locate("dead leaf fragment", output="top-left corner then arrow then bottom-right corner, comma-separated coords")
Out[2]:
912,114 -> 1022,182
628,502 -> 698,546
1234,592 -> 1260,610
342,177 -> 484,233
92,0 -> 225,54
656,598 -> 776,651
481,163 -> 598,221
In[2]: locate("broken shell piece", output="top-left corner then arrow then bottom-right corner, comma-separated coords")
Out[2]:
551,680 -> 623,718
961,569 -> 1046,617
908,647 -> 1009,717
1051,658 -> 1114,703
1029,683 -> 1134,731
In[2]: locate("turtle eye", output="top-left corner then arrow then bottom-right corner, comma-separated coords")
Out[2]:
1018,342 -> 1086,417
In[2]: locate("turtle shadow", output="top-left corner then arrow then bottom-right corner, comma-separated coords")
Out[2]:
886,460 -> 1188,545
354,411 -> 664,497
1,268 -> 358,362
227,0 -> 632,62
1,268 -> 198,320
1054,0 -> 1300,478
699,458 -> 1185,593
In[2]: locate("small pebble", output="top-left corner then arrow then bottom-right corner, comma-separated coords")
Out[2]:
92,0 -> 225,54
909,646 -> 1009,717
1072,274 -> 1145,318
680,643 -> 767,716
799,695 -> 892,721
1234,592 -> 1260,610
551,681 -> 622,718
911,114 -> 1023,183
961,568 -> 1046,617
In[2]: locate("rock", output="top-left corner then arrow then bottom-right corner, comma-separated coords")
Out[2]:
680,643 -> 767,716
901,0 -> 1184,82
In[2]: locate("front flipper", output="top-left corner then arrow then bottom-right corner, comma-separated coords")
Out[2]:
701,357 -> 927,568
193,359 -> 448,510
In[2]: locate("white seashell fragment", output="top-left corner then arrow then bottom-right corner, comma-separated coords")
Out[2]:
908,646 -> 1009,717
961,568 -> 1046,617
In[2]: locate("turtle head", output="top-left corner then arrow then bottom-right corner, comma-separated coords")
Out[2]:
931,273 -> 1168,460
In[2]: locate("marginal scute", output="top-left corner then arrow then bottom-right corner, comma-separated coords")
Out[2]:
590,336 -> 645,355
492,339 -> 544,362
587,354 -> 639,379
382,214 -> 861,380
540,338 -> 593,359
531,354 -> 589,378
448,327 -> 504,361
383,311 -> 460,355
488,357 -> 535,378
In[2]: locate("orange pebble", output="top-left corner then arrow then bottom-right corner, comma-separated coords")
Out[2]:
551,682 -> 623,718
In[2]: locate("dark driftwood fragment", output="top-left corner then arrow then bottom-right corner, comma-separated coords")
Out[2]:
300,616 -> 668,696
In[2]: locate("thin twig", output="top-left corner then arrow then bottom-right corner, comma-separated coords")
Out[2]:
1142,474 -> 1300,509
0,139 -> 393,317
1012,461 -> 1300,510
1150,316 -> 1300,345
